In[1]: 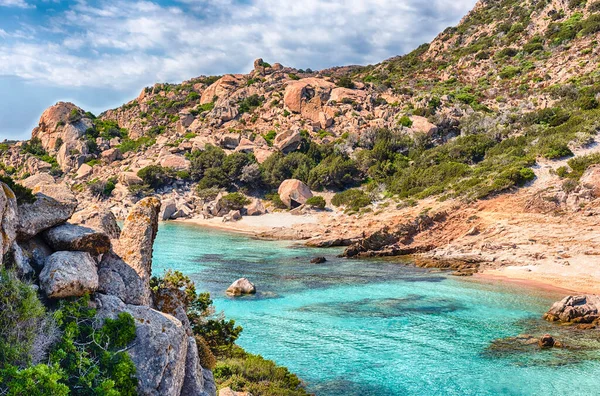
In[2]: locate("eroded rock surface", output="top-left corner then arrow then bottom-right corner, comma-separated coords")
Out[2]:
40,251 -> 99,298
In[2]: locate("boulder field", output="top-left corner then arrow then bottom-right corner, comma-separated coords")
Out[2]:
0,179 -> 216,396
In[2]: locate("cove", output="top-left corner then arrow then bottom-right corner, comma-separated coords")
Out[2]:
152,222 -> 600,395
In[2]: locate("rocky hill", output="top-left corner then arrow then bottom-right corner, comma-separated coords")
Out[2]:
2,0 -> 600,393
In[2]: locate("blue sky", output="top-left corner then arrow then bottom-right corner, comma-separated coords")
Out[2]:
0,0 -> 477,140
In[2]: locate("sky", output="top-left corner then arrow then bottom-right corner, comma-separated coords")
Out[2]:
0,0 -> 478,140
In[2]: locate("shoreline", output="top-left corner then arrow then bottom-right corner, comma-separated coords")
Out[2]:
168,217 -> 588,297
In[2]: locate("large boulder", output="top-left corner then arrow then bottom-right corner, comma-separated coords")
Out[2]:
42,223 -> 111,255
246,199 -> 266,216
544,295 -> 600,324
57,139 -> 89,172
17,182 -> 78,240
283,78 -> 335,114
39,251 -> 99,298
200,75 -> 243,105
95,294 -> 192,396
19,173 -> 55,190
101,148 -> 123,163
160,155 -> 190,171
118,171 -> 144,186
18,236 -> 53,272
273,130 -> 302,154
97,251 -> 149,306
226,278 -> 256,296
277,179 -> 313,209
31,102 -> 93,152
329,87 -> 367,103
409,116 -> 438,136
114,197 -> 161,306
70,205 -> 121,239
580,165 -> 600,197
75,163 -> 93,179
160,199 -> 178,221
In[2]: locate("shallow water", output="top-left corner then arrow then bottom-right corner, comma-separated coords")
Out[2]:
152,222 -> 600,396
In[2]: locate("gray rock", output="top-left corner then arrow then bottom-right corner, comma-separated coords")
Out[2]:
19,173 -> 55,190
97,251 -> 148,306
70,206 -> 121,239
226,278 -> 256,296
40,251 -> 99,298
19,236 -> 53,272
222,210 -> 242,222
95,294 -> 191,396
17,183 -> 78,240
11,242 -> 34,278
544,295 -> 600,323
43,223 -> 111,255
181,337 -> 208,396
246,199 -> 266,216
160,199 -> 178,221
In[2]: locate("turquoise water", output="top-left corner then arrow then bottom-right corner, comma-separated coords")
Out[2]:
152,223 -> 600,396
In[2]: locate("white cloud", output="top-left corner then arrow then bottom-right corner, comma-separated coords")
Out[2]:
0,0 -> 33,8
0,0 -> 478,90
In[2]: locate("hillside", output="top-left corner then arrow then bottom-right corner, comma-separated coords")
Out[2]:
0,0 -> 600,282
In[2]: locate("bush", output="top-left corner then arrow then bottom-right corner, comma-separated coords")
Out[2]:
307,155 -> 362,190
0,269 -> 47,368
265,193 -> 287,209
196,187 -> 222,201
305,196 -> 326,210
581,14 -> 600,35
20,138 -> 46,157
49,295 -> 138,395
331,189 -> 372,211
87,177 -> 117,198
137,165 -> 173,189
0,364 -> 69,395
336,76 -> 355,89
188,145 -> 226,181
238,94 -> 264,114
0,175 -> 36,204
219,193 -> 250,212
398,115 -> 413,128
214,347 -> 308,396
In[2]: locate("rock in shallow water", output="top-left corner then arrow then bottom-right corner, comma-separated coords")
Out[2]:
544,295 -> 600,324
226,278 -> 256,296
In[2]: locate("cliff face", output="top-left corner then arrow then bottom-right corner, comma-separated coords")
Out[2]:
0,178 -> 216,396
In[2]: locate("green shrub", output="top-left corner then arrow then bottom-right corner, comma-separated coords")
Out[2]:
265,193 -> 287,209
49,295 -> 138,395
238,94 -> 264,114
196,187 -> 222,201
137,165 -> 173,189
20,138 -> 46,157
398,115 -> 413,128
263,130 -> 277,146
219,193 -> 250,211
118,136 -> 155,153
0,269 -> 46,367
336,76 -> 355,89
305,196 -> 326,210
581,14 -> 600,35
567,153 -> 600,179
0,364 -> 69,396
307,155 -> 362,190
87,177 -> 117,198
0,175 -> 36,204
499,66 -> 521,79
331,189 -> 372,211
214,347 -> 308,396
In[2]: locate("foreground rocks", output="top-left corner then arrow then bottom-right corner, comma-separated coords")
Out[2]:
40,251 -> 99,298
226,278 -> 256,296
17,182 -> 78,240
43,223 -> 111,255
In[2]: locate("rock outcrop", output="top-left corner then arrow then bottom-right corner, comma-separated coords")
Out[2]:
43,223 -> 111,255
277,179 -> 313,209
226,278 -> 256,296
17,182 -> 78,240
114,197 -> 161,305
0,182 -> 18,264
544,295 -> 600,324
39,251 -> 99,298
70,206 -> 121,239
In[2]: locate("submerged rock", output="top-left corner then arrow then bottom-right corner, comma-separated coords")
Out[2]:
310,257 -> 327,264
226,278 -> 256,296
39,251 -> 99,298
